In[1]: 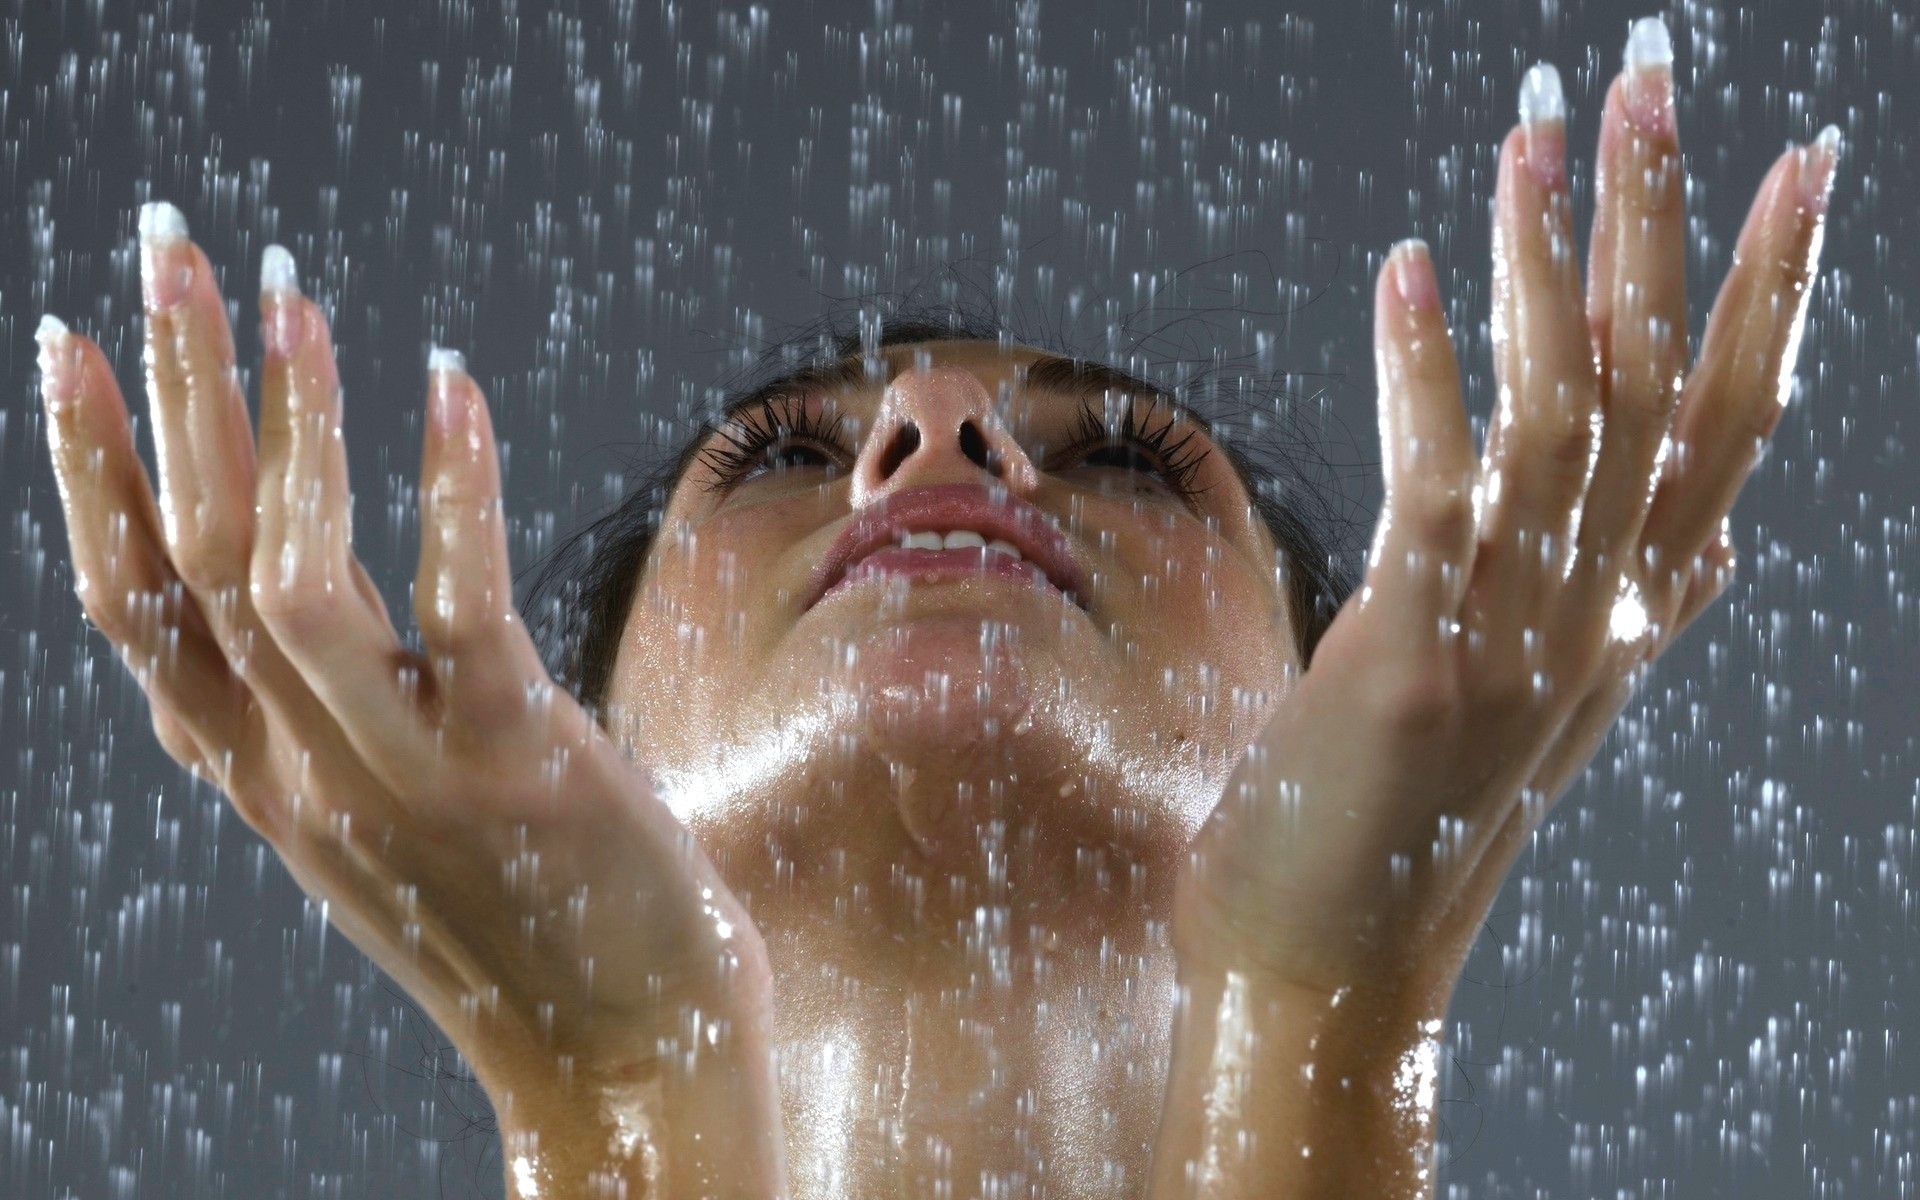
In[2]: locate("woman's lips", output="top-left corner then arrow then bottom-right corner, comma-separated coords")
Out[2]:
805,484 -> 1092,611
817,546 -> 1075,605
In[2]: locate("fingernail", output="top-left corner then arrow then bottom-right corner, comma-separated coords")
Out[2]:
1390,239 -> 1440,311
138,200 -> 193,312
428,346 -> 469,434
1517,62 -> 1567,191
1798,124 -> 1843,215
35,314 -> 79,411
260,244 -> 305,358
1621,16 -> 1676,137
262,243 -> 300,295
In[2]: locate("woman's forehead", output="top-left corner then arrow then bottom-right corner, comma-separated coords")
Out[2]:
800,339 -> 1087,401
878,338 -> 1050,375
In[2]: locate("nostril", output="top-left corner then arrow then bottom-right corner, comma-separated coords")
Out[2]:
959,420 -> 997,474
877,422 -> 920,479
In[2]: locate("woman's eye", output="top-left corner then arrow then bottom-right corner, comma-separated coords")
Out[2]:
1081,444 -> 1167,480
749,442 -> 836,477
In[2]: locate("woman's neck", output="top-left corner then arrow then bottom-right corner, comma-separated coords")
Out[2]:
669,728 -> 1212,1196
756,856 -> 1180,1200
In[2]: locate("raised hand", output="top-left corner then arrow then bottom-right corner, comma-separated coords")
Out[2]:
38,207 -> 786,1198
1156,23 -> 1840,1197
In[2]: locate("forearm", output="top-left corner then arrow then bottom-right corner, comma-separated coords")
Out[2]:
477,1000 -> 788,1198
1145,958 -> 1455,1200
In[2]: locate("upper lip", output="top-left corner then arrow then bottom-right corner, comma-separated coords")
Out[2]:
804,483 -> 1091,611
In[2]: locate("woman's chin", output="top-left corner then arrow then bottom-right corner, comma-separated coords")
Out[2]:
846,613 -> 1018,816
818,611 -> 1065,854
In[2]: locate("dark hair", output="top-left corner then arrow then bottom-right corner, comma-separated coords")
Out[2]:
523,308 -> 1358,718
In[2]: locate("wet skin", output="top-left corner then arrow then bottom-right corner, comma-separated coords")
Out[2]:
38,26 -> 1838,1200
608,340 -> 1298,1193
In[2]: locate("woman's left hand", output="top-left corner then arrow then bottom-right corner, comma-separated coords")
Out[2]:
1175,41 -> 1839,1024
1152,34 -> 1840,1199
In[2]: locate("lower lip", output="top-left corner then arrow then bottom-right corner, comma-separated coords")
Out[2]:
819,548 -> 1075,606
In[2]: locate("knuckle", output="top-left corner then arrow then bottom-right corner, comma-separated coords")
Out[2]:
414,582 -> 511,659
252,572 -> 348,643
170,522 -> 252,593
222,781 -> 280,836
78,584 -> 137,645
1403,486 -> 1475,550
86,580 -> 189,658
150,711 -> 203,768
413,589 -> 473,655
1731,392 -> 1783,448
1543,407 -> 1599,478
1606,357 -> 1684,425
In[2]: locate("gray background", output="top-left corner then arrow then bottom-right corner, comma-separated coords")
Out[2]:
2,0 -> 1914,1195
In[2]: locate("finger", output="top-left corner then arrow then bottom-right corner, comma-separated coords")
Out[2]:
135,207 -> 387,826
37,319 -> 266,798
1670,522 -> 1737,637
249,247 -> 429,784
1640,128 -> 1842,581
137,202 -> 263,665
413,352 -> 560,743
1576,21 -> 1687,579
1360,239 -> 1477,657
1467,67 -> 1603,680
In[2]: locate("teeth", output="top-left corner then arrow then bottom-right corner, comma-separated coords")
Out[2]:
892,529 -> 1026,560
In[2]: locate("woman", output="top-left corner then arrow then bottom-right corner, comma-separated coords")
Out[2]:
36,18 -> 1838,1198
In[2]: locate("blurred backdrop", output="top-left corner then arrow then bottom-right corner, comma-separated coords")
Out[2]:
1,0 -> 1914,1195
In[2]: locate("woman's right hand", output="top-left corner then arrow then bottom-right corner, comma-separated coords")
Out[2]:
38,205 -> 786,1198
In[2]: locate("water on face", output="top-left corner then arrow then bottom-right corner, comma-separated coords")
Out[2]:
2,1 -> 1914,1196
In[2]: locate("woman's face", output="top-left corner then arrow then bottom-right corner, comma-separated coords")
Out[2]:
606,340 -> 1297,898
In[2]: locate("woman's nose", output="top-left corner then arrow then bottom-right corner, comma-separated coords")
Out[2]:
847,365 -> 1042,507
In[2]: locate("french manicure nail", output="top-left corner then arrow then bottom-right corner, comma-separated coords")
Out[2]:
1518,62 -> 1567,191
261,243 -> 300,296
36,314 -> 79,410
1622,16 -> 1676,137
1799,124 -> 1844,215
1391,239 -> 1440,311
138,200 -> 193,312
261,244 -> 306,358
428,345 -> 469,434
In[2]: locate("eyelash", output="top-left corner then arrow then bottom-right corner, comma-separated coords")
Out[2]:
696,392 -> 1214,500
695,395 -> 847,494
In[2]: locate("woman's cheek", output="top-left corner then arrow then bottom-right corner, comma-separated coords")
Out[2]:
1130,521 -> 1295,752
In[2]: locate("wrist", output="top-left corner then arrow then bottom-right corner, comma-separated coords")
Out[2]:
1147,956 -> 1457,1200
463,963 -> 787,1200
480,1006 -> 787,1200
1169,892 -> 1470,1023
